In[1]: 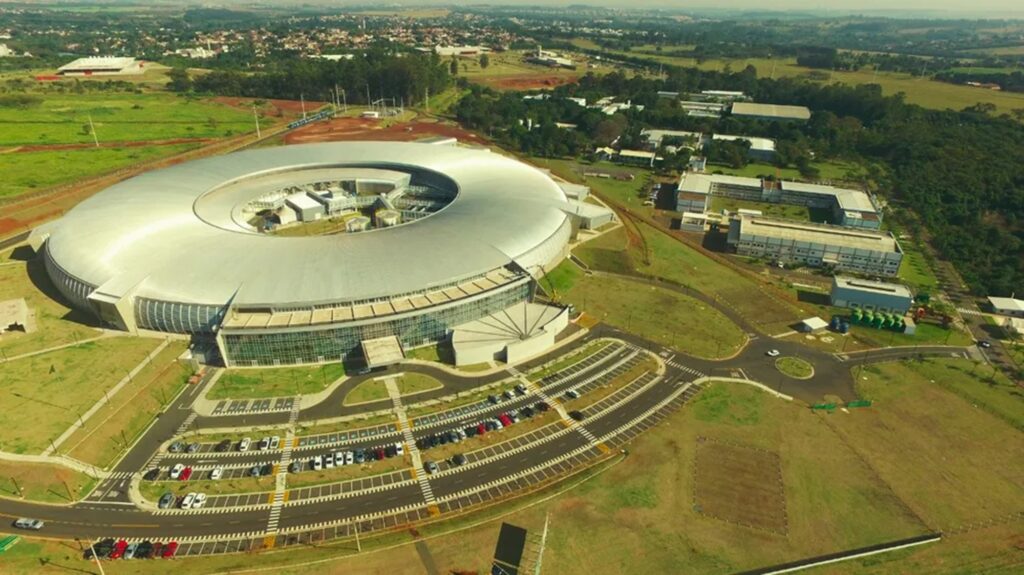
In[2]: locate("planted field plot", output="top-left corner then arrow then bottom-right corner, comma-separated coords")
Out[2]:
0,460 -> 97,504
343,374 -> 443,406
209,363 -> 346,400
694,438 -> 787,534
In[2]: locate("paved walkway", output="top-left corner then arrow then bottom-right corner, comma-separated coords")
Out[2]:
0,332 -> 113,364
0,451 -> 107,478
43,338 -> 173,455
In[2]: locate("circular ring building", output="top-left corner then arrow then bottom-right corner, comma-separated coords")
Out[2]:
31,141 -> 603,367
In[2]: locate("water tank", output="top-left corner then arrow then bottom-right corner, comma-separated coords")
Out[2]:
346,216 -> 371,233
376,209 -> 400,227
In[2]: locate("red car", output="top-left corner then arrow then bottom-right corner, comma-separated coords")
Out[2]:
498,414 -> 513,427
375,448 -> 386,461
108,539 -> 128,559
162,541 -> 178,558
179,467 -> 193,481
476,423 -> 486,436
152,542 -> 163,558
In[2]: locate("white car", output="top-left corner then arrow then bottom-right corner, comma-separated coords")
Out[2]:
13,518 -> 44,530
191,493 -> 207,509
180,492 -> 196,509
766,349 -> 781,357
312,456 -> 323,471
257,437 -> 270,450
394,443 -> 405,457
169,463 -> 185,480
334,452 -> 346,466
209,467 -> 223,480
238,437 -> 251,452
344,451 -> 354,465
324,454 -> 335,469
269,436 -> 281,450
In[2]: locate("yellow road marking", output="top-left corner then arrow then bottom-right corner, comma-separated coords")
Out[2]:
292,438 -> 299,448
283,490 -> 291,503
427,504 -> 441,517
267,492 -> 276,505
262,536 -> 276,549
597,443 -> 611,454
409,467 -> 419,480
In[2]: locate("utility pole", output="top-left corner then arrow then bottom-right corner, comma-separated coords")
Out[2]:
10,476 -> 21,498
424,87 -> 429,113
300,93 -> 307,120
366,84 -> 371,110
341,88 -> 347,112
253,104 -> 261,139
354,521 -> 361,552
87,113 -> 99,148
88,539 -> 107,575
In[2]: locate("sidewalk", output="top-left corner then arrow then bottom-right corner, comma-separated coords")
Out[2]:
0,451 -> 108,479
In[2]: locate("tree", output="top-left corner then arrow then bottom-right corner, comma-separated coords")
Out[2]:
450,58 -> 459,75
167,67 -> 192,92
479,54 -> 490,69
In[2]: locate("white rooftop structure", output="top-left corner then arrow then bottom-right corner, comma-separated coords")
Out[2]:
800,317 -> 829,332
641,129 -> 702,148
451,302 -> 569,366
833,276 -> 912,299
988,296 -> 1024,317
780,181 -> 875,213
285,192 -> 322,211
731,102 -> 811,121
361,335 -> 405,367
57,56 -> 142,75
711,134 -> 777,154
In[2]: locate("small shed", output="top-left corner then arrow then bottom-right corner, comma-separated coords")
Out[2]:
799,316 -> 829,333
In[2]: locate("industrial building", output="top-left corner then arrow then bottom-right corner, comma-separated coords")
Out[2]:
57,57 -> 144,76
710,134 -> 777,162
675,173 -> 882,229
831,276 -> 913,313
988,296 -> 1024,318
727,215 -> 903,276
730,102 -> 811,122
31,142 -> 601,367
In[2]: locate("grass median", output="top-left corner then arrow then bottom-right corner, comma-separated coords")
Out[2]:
208,363 -> 345,400
774,356 -> 814,380
343,373 -> 443,406
527,340 -> 610,382
0,460 -> 98,504
286,455 -> 411,490
141,475 -> 275,500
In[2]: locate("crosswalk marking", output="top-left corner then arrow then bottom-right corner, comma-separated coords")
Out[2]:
385,378 -> 435,505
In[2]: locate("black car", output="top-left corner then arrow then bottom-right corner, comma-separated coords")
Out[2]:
535,401 -> 550,412
416,437 -> 430,450
84,539 -> 115,559
451,453 -> 467,466
429,435 -> 441,448
487,394 -> 499,404
385,444 -> 398,458
439,433 -> 450,445
261,463 -> 275,475
143,467 -> 161,481
484,420 -> 498,432
520,406 -> 535,419
464,425 -> 478,437
569,410 -> 586,422
215,439 -> 232,452
135,541 -> 154,559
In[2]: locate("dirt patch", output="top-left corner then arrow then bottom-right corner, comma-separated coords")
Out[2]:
481,74 -> 578,91
694,437 -> 788,534
212,96 -> 326,117
283,117 -> 490,145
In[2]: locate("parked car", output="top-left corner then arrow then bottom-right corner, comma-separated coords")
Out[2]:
514,384 -> 527,395
124,542 -> 139,559
476,422 -> 487,435
312,457 -> 323,471
237,437 -> 251,452
186,442 -> 200,454
84,539 -> 114,559
384,444 -> 397,458
374,447 -> 386,461
521,406 -> 535,419
257,437 -> 270,450
565,389 -> 580,399
324,453 -> 336,468
451,453 -> 467,467
191,493 -> 207,509
151,542 -> 163,559
12,518 -> 44,530
169,464 -> 185,480
978,340 -> 992,349
161,541 -> 178,558
569,410 -> 586,421
250,465 -> 263,477
269,436 -> 281,450
487,394 -> 499,404
215,439 -> 232,452
289,461 -> 303,474
109,539 -> 128,559
498,414 -> 513,427
180,493 -> 196,509
535,401 -> 550,412
143,467 -> 160,481
353,450 -> 365,464
344,451 -> 354,465
135,541 -> 154,559
766,349 -> 781,357
424,461 -> 439,475
502,390 -> 515,401
209,467 -> 223,480
179,466 -> 193,481
167,441 -> 184,453
158,492 -> 175,509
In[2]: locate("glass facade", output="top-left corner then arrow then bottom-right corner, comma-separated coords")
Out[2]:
43,245 -> 95,312
135,298 -> 225,334
220,281 -> 531,366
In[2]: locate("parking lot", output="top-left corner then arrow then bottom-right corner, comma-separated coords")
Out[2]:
210,397 -> 296,416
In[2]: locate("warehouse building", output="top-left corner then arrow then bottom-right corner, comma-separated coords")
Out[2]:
710,134 -> 777,162
57,56 -> 144,76
831,276 -> 913,313
731,102 -> 811,122
988,296 -> 1024,318
727,215 -> 903,276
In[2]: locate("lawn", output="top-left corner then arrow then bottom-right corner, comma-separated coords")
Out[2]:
285,456 -> 411,490
558,272 -> 747,359
207,363 -> 346,400
775,356 -> 814,379
0,143 -> 201,198
835,360 -> 1024,530
141,476 -> 275,500
62,343 -> 190,469
707,159 -> 862,182
527,340 -> 610,382
343,373 -> 443,406
0,460 -> 98,504
0,336 -> 162,455
0,255 -> 103,358
709,195 -> 817,222
0,93 -> 256,146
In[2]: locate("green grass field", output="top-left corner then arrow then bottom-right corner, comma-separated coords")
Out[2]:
62,343 -> 189,468
208,363 -> 346,400
775,356 -> 814,379
0,143 -> 201,198
555,271 -> 747,359
0,460 -> 98,504
0,93 -> 256,146
0,336 -> 162,454
707,159 -> 864,181
343,373 -> 443,405
709,195 -> 816,222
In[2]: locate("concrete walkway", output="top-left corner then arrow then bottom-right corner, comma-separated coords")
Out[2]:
0,331 -> 113,364
43,338 -> 173,455
0,451 -> 108,478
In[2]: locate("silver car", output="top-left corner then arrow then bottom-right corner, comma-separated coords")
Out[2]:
13,518 -> 44,530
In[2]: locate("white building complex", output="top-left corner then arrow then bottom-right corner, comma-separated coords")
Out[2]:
57,56 -> 144,75
31,142 -> 608,367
